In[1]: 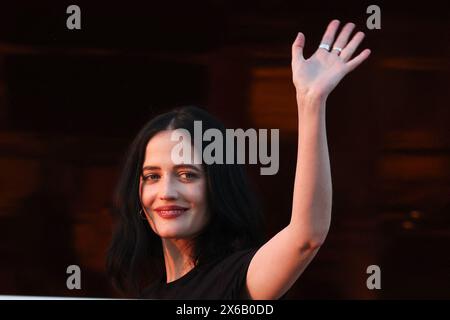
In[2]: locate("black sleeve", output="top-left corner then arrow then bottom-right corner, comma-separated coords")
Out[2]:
219,247 -> 259,300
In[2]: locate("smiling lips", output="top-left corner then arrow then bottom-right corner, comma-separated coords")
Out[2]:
154,205 -> 189,219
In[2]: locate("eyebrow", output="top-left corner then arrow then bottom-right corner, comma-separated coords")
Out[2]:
142,164 -> 202,172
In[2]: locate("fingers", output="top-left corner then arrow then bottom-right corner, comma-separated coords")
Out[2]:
340,31 -> 365,61
322,19 -> 371,71
295,19 -> 371,72
345,49 -> 371,73
318,19 -> 340,50
330,22 -> 355,55
292,32 -> 306,61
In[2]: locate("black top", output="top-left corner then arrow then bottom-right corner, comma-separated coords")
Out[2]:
140,247 -> 259,300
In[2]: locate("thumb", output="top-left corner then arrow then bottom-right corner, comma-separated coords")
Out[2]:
292,32 -> 305,61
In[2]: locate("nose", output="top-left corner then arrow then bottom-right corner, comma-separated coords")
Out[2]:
159,174 -> 178,200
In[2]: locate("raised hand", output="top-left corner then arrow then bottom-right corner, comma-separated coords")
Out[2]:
292,19 -> 371,100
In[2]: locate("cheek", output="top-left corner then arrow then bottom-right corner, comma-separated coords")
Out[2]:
189,180 -> 208,210
140,182 -> 157,205
139,182 -> 158,230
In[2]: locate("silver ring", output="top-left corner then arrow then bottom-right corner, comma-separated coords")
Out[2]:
319,43 -> 330,51
332,47 -> 343,54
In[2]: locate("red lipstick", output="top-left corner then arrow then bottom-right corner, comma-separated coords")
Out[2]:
154,205 -> 189,219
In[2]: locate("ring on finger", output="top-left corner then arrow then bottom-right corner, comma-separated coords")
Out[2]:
332,47 -> 343,54
319,43 -> 331,51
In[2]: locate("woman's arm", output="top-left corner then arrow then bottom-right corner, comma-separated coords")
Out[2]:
290,94 -> 331,247
243,19 -> 371,299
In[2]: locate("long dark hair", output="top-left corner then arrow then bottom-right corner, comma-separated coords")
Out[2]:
106,105 -> 265,297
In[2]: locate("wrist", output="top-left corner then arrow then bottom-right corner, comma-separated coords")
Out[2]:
295,87 -> 327,101
296,90 -> 327,115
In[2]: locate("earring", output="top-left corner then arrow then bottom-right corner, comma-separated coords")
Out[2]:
139,208 -> 147,220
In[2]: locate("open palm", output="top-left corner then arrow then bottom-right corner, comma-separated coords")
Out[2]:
292,20 -> 371,99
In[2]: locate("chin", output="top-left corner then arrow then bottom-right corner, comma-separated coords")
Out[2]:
156,226 -> 194,239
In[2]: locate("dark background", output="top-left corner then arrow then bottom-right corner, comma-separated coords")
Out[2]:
0,0 -> 449,298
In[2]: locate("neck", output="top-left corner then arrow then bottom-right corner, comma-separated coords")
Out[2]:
162,238 -> 195,283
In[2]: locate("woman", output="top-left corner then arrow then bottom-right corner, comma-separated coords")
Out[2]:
106,19 -> 371,299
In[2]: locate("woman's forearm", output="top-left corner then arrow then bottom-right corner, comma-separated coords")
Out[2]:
289,92 -> 332,248
287,20 -> 369,250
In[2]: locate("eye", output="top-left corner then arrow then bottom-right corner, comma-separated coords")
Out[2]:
142,173 -> 160,182
179,171 -> 197,181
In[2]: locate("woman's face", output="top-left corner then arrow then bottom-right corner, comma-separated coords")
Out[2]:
139,130 -> 209,239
